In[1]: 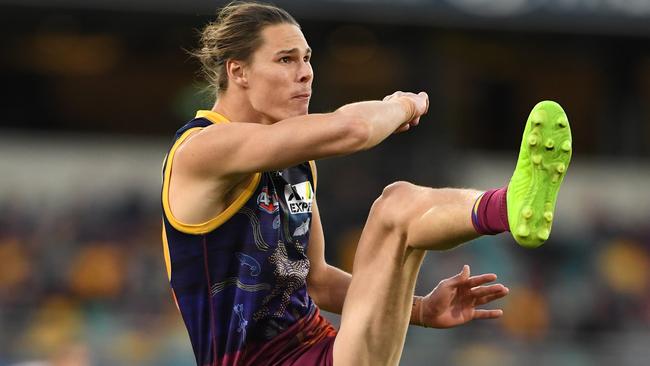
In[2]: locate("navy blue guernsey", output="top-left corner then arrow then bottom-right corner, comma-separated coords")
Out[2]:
161,110 -> 321,365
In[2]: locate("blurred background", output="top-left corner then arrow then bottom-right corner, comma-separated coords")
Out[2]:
1,0 -> 650,365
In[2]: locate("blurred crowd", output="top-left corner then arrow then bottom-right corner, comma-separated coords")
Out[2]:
0,181 -> 649,365
0,196 -> 194,365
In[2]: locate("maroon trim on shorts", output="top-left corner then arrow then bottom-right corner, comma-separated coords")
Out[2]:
286,332 -> 336,366
240,307 -> 337,366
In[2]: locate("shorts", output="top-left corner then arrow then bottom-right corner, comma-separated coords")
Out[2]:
242,307 -> 337,366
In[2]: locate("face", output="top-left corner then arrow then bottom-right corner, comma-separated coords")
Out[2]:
243,23 -> 313,122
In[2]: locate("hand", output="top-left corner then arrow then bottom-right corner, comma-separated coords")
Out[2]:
383,91 -> 429,133
416,265 -> 509,328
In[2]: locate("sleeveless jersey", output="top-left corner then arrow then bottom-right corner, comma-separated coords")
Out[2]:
161,110 -> 327,365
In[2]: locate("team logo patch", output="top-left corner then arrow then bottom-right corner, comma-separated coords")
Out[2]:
284,181 -> 314,214
257,187 -> 279,214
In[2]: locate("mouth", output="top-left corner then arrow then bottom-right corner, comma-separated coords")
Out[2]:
292,93 -> 311,100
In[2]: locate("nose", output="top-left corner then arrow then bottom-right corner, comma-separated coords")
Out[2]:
298,60 -> 313,84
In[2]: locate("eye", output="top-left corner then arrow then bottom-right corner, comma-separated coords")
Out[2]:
279,56 -> 291,63
303,55 -> 311,63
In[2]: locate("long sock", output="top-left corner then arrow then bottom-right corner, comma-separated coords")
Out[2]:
471,187 -> 510,235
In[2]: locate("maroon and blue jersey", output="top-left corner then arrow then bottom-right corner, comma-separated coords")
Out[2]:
161,111 -> 335,365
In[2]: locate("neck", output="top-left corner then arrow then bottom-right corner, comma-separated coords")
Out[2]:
211,89 -> 275,125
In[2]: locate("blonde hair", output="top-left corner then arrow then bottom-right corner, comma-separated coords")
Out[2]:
194,1 -> 299,94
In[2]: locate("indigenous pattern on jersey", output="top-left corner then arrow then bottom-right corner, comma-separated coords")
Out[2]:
161,111 -> 335,366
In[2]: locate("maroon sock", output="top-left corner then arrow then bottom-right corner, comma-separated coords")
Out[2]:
471,187 -> 510,235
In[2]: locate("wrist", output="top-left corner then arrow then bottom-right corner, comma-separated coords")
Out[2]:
411,296 -> 427,327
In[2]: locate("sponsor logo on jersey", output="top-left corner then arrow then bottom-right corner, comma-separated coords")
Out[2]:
284,181 -> 313,214
257,187 -> 279,214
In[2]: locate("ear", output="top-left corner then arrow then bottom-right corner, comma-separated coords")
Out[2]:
226,59 -> 248,88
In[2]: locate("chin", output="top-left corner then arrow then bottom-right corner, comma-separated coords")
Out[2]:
268,103 -> 309,121
281,109 -> 309,120
295,104 -> 310,116
295,108 -> 309,116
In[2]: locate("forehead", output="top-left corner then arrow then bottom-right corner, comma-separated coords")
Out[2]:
258,23 -> 309,54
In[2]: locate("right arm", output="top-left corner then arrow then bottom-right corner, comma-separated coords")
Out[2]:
175,92 -> 428,176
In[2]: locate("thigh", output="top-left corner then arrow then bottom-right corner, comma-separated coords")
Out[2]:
332,208 -> 426,366
332,183 -> 479,365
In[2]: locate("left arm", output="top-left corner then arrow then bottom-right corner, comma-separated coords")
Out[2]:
306,198 -> 351,314
411,265 -> 509,328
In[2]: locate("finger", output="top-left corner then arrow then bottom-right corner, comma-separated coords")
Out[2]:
475,290 -> 509,306
466,273 -> 498,287
470,284 -> 507,298
447,265 -> 470,285
394,123 -> 410,133
473,309 -> 503,320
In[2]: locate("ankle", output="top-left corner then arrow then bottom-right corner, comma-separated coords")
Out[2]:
471,187 -> 509,235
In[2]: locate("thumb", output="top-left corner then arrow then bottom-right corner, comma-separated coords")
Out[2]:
418,91 -> 429,113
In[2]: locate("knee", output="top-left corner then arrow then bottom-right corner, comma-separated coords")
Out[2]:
371,181 -> 419,231
379,181 -> 418,209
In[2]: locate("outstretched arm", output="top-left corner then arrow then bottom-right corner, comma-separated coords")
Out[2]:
175,91 -> 428,177
411,265 -> 509,328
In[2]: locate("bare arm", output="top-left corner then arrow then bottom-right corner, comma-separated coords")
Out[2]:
175,92 -> 428,177
306,198 -> 351,314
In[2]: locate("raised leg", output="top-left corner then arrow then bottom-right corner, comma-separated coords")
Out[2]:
333,182 -> 481,366
332,100 -> 572,365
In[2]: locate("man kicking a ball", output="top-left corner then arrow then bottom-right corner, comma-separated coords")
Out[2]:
160,2 -> 572,365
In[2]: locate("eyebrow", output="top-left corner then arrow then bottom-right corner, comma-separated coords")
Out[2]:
275,47 -> 312,55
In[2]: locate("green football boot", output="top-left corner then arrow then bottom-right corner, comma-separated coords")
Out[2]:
507,101 -> 572,248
